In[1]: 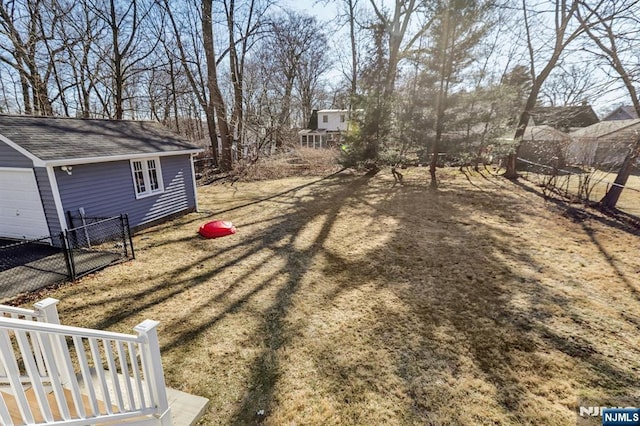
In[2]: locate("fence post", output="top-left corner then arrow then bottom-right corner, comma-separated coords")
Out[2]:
60,232 -> 75,281
134,320 -> 170,425
33,298 -> 74,386
119,214 -> 128,258
66,210 -> 74,230
33,298 -> 61,324
125,214 -> 135,259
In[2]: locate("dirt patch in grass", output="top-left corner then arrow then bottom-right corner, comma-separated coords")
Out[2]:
19,167 -> 640,425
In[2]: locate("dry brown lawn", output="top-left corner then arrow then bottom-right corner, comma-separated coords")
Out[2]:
19,167 -> 640,425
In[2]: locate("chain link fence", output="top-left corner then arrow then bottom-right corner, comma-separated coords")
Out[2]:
0,214 -> 134,300
517,158 -> 640,217
0,236 -> 69,299
64,215 -> 134,280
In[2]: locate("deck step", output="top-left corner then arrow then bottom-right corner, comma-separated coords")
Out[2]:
166,387 -> 209,426
75,369 -> 209,426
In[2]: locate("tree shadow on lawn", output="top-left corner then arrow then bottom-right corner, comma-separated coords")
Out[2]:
221,173 -> 637,424
510,178 -> 640,330
52,170 -> 640,424
300,182 -> 551,424
54,175 -> 350,325
329,178 -> 639,424
130,171 -> 348,252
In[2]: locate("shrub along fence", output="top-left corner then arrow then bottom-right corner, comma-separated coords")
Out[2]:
0,214 -> 134,300
516,157 -> 640,217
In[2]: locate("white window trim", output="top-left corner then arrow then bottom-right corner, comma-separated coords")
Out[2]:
130,157 -> 165,199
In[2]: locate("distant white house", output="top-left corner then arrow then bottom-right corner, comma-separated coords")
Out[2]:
299,109 -> 352,148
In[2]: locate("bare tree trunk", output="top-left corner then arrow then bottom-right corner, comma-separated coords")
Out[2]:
504,100 -> 535,178
164,0 -> 219,165
203,0 -> 233,171
429,4 -> 453,189
369,0 -> 431,98
19,67 -> 32,115
205,106 -> 219,165
110,0 -> 122,118
504,0 -> 583,179
226,0 -> 242,160
169,56 -> 180,132
600,136 -> 640,209
576,1 -> 640,209
348,0 -> 358,100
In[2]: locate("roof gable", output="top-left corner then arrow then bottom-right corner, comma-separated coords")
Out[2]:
0,115 -> 199,164
530,105 -> 599,130
602,106 -> 638,121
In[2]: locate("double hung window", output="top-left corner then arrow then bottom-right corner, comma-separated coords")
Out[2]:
131,157 -> 164,198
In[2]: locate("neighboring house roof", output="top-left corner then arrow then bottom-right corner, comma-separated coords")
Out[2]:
529,105 -> 599,129
0,115 -> 201,166
569,119 -> 640,139
521,125 -> 572,142
500,125 -> 571,142
602,106 -> 638,121
298,128 -> 329,135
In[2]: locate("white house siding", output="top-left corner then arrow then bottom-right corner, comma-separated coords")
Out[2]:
56,155 -> 196,229
318,110 -> 349,132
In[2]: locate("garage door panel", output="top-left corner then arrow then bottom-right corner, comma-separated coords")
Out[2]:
0,189 -> 42,202
1,208 -> 46,220
0,175 -> 38,190
0,169 -> 50,240
0,223 -> 49,239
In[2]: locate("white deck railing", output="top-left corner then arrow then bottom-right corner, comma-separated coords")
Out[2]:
0,299 -> 171,425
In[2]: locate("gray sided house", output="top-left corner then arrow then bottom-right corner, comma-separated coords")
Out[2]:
0,115 -> 202,242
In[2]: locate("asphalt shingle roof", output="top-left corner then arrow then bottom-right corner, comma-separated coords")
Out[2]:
0,115 -> 199,161
570,119 -> 640,139
530,105 -> 600,129
522,125 -> 572,142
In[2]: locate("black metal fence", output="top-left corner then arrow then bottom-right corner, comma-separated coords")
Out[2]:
0,214 -> 134,300
64,214 -> 135,280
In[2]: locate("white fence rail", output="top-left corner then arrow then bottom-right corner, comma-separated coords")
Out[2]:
0,299 -> 170,425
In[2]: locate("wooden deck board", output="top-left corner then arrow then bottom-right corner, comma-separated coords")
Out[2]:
2,387 -> 118,424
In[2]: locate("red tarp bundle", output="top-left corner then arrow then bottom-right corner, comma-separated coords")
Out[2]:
198,220 -> 236,239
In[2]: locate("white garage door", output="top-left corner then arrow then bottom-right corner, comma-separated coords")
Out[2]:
0,168 -> 50,240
